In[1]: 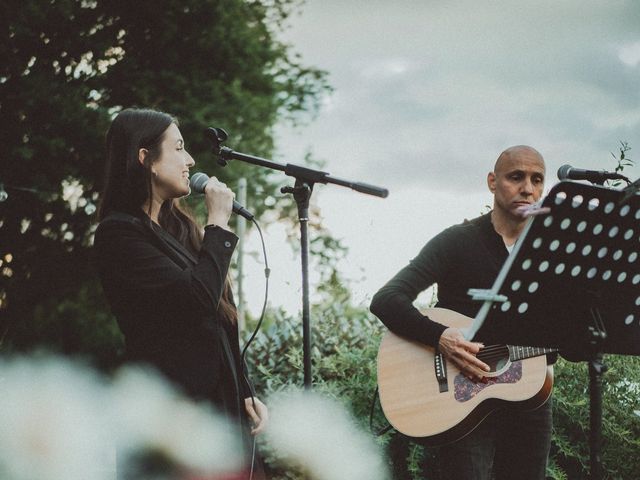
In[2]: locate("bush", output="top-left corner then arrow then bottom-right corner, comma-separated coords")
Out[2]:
242,285 -> 389,478
551,355 -> 640,479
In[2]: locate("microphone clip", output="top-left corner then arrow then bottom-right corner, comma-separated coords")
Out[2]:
204,127 -> 230,167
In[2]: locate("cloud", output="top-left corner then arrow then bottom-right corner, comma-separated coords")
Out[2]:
277,0 -> 640,192
619,41 -> 640,67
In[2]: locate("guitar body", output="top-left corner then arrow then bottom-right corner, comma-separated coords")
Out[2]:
377,308 -> 553,446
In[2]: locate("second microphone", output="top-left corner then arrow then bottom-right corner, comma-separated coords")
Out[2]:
189,172 -> 254,221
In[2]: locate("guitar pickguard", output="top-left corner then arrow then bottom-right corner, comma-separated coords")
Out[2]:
453,361 -> 523,402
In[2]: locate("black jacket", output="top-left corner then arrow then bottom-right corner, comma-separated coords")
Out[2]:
94,210 -> 251,423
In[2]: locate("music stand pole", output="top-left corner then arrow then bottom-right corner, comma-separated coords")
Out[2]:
587,307 -> 608,480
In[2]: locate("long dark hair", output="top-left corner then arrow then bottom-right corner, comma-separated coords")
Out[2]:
98,108 -> 237,324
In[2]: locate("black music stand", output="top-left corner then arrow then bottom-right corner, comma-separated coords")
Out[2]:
466,181 -> 640,480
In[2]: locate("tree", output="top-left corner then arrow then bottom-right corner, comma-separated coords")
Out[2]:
0,0 -> 329,364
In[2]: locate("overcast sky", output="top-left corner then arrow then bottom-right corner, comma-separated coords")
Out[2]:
240,0 -> 640,316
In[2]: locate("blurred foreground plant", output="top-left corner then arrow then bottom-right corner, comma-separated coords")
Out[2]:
0,353 -> 391,480
0,356 -> 245,480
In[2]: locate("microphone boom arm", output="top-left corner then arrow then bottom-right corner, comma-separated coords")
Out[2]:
210,129 -> 389,198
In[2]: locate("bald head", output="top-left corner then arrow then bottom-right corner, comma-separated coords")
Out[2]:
487,145 -> 546,223
494,145 -> 545,174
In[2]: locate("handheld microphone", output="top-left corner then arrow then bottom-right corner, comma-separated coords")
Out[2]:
189,172 -> 254,221
557,164 -> 626,183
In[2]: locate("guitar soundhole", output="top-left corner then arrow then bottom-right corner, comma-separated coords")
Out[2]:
477,345 -> 510,374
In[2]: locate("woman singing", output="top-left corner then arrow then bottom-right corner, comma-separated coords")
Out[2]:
94,108 -> 267,468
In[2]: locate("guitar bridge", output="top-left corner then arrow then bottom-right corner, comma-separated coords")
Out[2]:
434,350 -> 449,393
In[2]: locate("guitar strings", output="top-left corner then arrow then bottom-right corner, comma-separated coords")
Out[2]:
476,346 -> 508,362
476,345 -> 550,362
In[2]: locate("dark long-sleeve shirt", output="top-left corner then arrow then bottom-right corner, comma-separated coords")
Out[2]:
370,213 -> 508,346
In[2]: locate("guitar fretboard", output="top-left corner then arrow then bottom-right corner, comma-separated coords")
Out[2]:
508,345 -> 556,361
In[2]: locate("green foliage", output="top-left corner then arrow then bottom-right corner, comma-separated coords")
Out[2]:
608,142 -> 633,188
6,278 -> 124,369
245,286 -> 383,417
551,356 -> 640,479
611,141 -> 633,175
242,282 -> 389,478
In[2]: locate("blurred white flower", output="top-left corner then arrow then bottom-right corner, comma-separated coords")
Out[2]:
111,367 -> 244,476
0,357 -> 246,480
0,356 -> 112,480
265,390 -> 388,480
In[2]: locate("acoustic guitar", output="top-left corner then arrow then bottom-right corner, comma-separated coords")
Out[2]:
377,307 -> 555,446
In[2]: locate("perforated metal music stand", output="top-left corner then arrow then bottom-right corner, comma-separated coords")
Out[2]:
465,180 -> 640,480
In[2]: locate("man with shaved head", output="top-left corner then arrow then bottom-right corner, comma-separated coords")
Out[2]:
371,146 -> 551,479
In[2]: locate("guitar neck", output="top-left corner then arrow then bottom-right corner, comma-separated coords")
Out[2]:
508,345 -> 557,361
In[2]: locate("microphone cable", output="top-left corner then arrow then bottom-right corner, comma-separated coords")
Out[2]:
240,216 -> 270,364
369,385 -> 393,437
239,216 -> 270,480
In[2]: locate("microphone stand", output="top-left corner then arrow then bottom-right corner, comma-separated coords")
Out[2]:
206,127 -> 388,389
